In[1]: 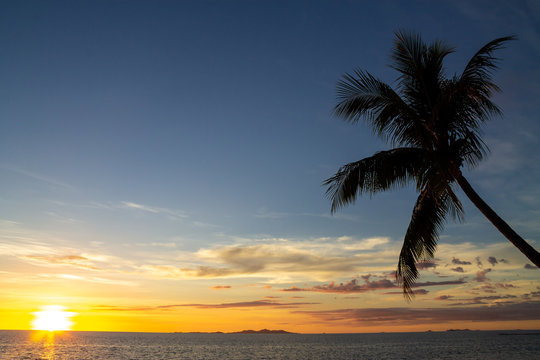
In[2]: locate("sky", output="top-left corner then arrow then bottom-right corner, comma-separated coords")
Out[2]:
1,0 -> 539,333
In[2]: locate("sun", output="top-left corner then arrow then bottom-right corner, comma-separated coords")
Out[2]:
31,305 -> 75,331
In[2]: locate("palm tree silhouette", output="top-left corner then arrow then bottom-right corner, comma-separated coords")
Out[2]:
324,31 -> 540,298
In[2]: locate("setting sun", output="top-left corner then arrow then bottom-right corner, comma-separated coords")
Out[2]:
31,305 -> 75,331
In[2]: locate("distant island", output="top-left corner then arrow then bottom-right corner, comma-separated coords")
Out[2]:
175,329 -> 295,334
231,329 -> 294,334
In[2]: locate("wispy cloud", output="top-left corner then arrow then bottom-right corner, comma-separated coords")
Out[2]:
121,201 -> 188,219
281,278 -> 466,294
24,255 -> 102,270
452,257 -> 472,265
92,299 -> 318,312
38,273 -> 136,286
294,301 -> 540,326
0,164 -> 75,190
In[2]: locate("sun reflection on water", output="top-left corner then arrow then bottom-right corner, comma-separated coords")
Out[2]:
30,330 -> 60,360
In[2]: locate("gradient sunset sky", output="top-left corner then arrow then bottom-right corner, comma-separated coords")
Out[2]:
1,0 -> 539,333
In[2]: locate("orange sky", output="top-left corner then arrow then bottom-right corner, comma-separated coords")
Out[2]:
1,233 -> 539,333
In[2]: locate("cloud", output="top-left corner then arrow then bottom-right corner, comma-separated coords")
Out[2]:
474,283 -> 517,294
210,285 -> 231,290
0,164 -> 75,190
282,279 -> 397,293
522,291 -> 540,299
413,280 -> 467,287
487,257 -> 498,266
447,295 -> 518,306
135,235 -> 409,281
294,302 -> 540,326
138,265 -> 234,279
434,295 -> 453,301
121,201 -> 188,219
38,273 -> 136,286
175,300 -> 319,309
416,261 -> 437,270
281,278 -> 466,294
452,258 -> 471,265
451,267 -> 464,273
93,299 -> 318,312
474,269 -> 492,282
383,289 -> 428,296
335,236 -> 390,251
524,264 -> 538,269
475,257 -> 483,268
191,241 -> 381,279
23,255 -> 102,270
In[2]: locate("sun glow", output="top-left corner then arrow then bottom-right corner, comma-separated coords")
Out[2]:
31,305 -> 75,331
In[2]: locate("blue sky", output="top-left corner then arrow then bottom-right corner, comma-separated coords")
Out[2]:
1,0 -> 539,332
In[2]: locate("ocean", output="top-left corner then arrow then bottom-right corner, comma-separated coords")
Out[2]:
0,330 -> 539,359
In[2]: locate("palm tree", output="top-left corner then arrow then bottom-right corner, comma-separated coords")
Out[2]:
324,31 -> 540,298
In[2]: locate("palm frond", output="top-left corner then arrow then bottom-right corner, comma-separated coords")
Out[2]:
397,189 -> 448,299
462,36 -> 516,85
452,36 -> 516,125
392,30 -> 454,114
450,131 -> 489,169
324,148 -> 428,213
334,70 -> 431,148
391,30 -> 425,79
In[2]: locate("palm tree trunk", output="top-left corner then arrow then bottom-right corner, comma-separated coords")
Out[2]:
456,174 -> 540,268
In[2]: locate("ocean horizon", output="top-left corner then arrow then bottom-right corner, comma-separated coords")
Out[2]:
1,329 -> 539,359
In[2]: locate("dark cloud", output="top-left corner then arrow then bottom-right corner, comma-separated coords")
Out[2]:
474,282 -> 517,293
281,279 -> 396,294
416,261 -> 437,270
522,291 -> 540,299
487,257 -> 498,266
451,267 -> 464,273
447,294 -> 518,306
474,269 -> 492,282
176,300 -> 318,309
524,264 -> 538,270
210,285 -> 231,290
282,286 -> 305,292
475,257 -> 483,268
281,278 -> 465,294
434,295 -> 453,300
495,283 -> 517,289
383,289 -> 428,295
473,295 -> 517,301
93,299 -> 317,312
361,274 -> 380,282
293,302 -> 540,326
452,258 -> 471,265
414,279 -> 467,287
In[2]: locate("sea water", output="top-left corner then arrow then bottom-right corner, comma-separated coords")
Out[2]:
0,330 -> 539,359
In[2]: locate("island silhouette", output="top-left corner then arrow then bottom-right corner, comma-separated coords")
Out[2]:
175,329 -> 295,334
